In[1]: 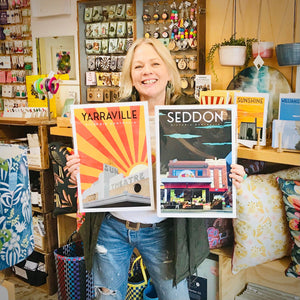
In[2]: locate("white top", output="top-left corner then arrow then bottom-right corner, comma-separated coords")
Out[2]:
111,116 -> 165,224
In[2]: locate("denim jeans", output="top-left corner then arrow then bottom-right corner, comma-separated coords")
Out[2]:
93,213 -> 190,300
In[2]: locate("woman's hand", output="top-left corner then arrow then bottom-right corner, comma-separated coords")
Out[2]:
66,154 -> 80,184
229,163 -> 247,189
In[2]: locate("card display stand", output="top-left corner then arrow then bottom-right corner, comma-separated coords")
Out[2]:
77,0 -> 136,103
0,0 -> 33,117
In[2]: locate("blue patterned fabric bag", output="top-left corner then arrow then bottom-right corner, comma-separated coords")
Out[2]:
0,144 -> 34,270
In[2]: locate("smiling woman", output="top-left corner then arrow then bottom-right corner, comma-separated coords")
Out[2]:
67,38 -> 247,300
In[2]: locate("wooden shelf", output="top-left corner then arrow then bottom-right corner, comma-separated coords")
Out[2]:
212,248 -> 300,299
0,117 -> 56,126
238,146 -> 300,166
49,124 -> 300,167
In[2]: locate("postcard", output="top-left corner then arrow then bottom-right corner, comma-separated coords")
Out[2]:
71,102 -> 154,212
278,93 -> 300,121
234,92 -> 269,147
272,119 -> 300,150
199,90 -> 229,105
155,105 -> 237,218
194,75 -> 211,100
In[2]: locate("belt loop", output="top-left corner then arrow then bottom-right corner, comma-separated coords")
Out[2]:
152,223 -> 157,229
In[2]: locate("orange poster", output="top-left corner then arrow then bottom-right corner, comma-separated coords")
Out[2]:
235,92 -> 269,147
71,102 -> 154,212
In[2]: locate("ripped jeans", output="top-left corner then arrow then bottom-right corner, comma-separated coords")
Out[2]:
93,213 -> 190,300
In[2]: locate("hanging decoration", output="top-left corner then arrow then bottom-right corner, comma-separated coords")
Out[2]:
56,51 -> 71,74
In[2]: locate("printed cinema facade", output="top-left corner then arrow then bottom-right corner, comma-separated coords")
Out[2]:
160,158 -> 229,210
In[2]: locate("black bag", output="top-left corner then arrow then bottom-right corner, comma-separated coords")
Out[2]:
48,142 -> 77,216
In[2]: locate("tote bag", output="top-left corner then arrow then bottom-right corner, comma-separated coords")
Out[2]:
126,255 -> 148,300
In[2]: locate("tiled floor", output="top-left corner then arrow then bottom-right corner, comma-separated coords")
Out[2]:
1,271 -> 57,300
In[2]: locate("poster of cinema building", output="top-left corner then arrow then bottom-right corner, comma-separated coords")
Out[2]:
71,102 -> 154,212
155,105 -> 237,218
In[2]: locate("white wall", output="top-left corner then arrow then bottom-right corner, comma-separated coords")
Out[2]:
31,0 -> 80,116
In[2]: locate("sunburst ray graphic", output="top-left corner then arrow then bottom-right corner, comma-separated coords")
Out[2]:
73,104 -> 148,192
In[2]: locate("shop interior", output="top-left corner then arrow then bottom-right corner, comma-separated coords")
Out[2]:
0,0 -> 299,299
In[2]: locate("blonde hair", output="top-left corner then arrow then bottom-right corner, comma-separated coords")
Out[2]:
119,38 -> 182,104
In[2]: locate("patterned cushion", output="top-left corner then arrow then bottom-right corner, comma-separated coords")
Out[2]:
232,167 -> 300,274
277,177 -> 300,278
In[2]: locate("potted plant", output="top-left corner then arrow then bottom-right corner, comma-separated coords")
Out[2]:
207,34 -> 257,80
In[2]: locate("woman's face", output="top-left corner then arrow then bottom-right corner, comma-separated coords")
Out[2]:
131,43 -> 170,103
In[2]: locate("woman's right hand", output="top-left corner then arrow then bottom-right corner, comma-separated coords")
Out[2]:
66,154 -> 80,184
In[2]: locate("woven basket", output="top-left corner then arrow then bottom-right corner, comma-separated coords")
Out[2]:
54,240 -> 94,300
276,43 -> 300,66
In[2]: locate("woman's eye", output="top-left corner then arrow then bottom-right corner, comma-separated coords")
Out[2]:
134,65 -> 142,69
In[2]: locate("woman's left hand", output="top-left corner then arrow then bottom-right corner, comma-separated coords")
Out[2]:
229,164 -> 247,189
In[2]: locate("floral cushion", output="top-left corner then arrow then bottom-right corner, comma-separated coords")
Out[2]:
277,177 -> 300,278
232,167 -> 300,274
0,144 -> 34,270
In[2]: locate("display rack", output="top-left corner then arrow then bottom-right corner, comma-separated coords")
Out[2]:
77,0 -> 136,103
0,1 -> 33,117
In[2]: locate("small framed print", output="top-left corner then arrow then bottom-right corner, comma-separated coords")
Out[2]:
108,5 -> 116,20
87,56 -> 96,71
102,6 -> 109,21
110,56 -> 118,71
127,22 -> 134,38
111,72 -> 121,87
117,38 -> 126,54
84,7 -> 92,23
101,39 -> 109,54
126,4 -> 133,19
100,22 -> 109,38
85,24 -> 93,38
111,89 -> 119,102
92,40 -> 101,54
115,4 -> 126,19
92,6 -> 102,22
126,38 -> 134,52
99,55 -> 111,72
117,56 -> 125,71
109,22 -> 117,38
85,40 -> 93,55
96,72 -> 111,86
86,71 -> 97,86
116,21 -> 127,38
92,23 -> 101,38
108,38 -> 118,54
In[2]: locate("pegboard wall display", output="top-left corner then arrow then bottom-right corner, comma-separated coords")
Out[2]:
142,0 -> 205,97
0,0 -> 33,117
77,1 -> 135,103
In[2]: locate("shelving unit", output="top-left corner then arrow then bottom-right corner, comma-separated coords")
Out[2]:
0,118 -> 58,295
0,2 -> 33,117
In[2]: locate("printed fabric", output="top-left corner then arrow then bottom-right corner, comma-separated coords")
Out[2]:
0,144 -> 34,270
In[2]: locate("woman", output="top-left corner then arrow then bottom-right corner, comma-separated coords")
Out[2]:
67,38 -> 246,300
